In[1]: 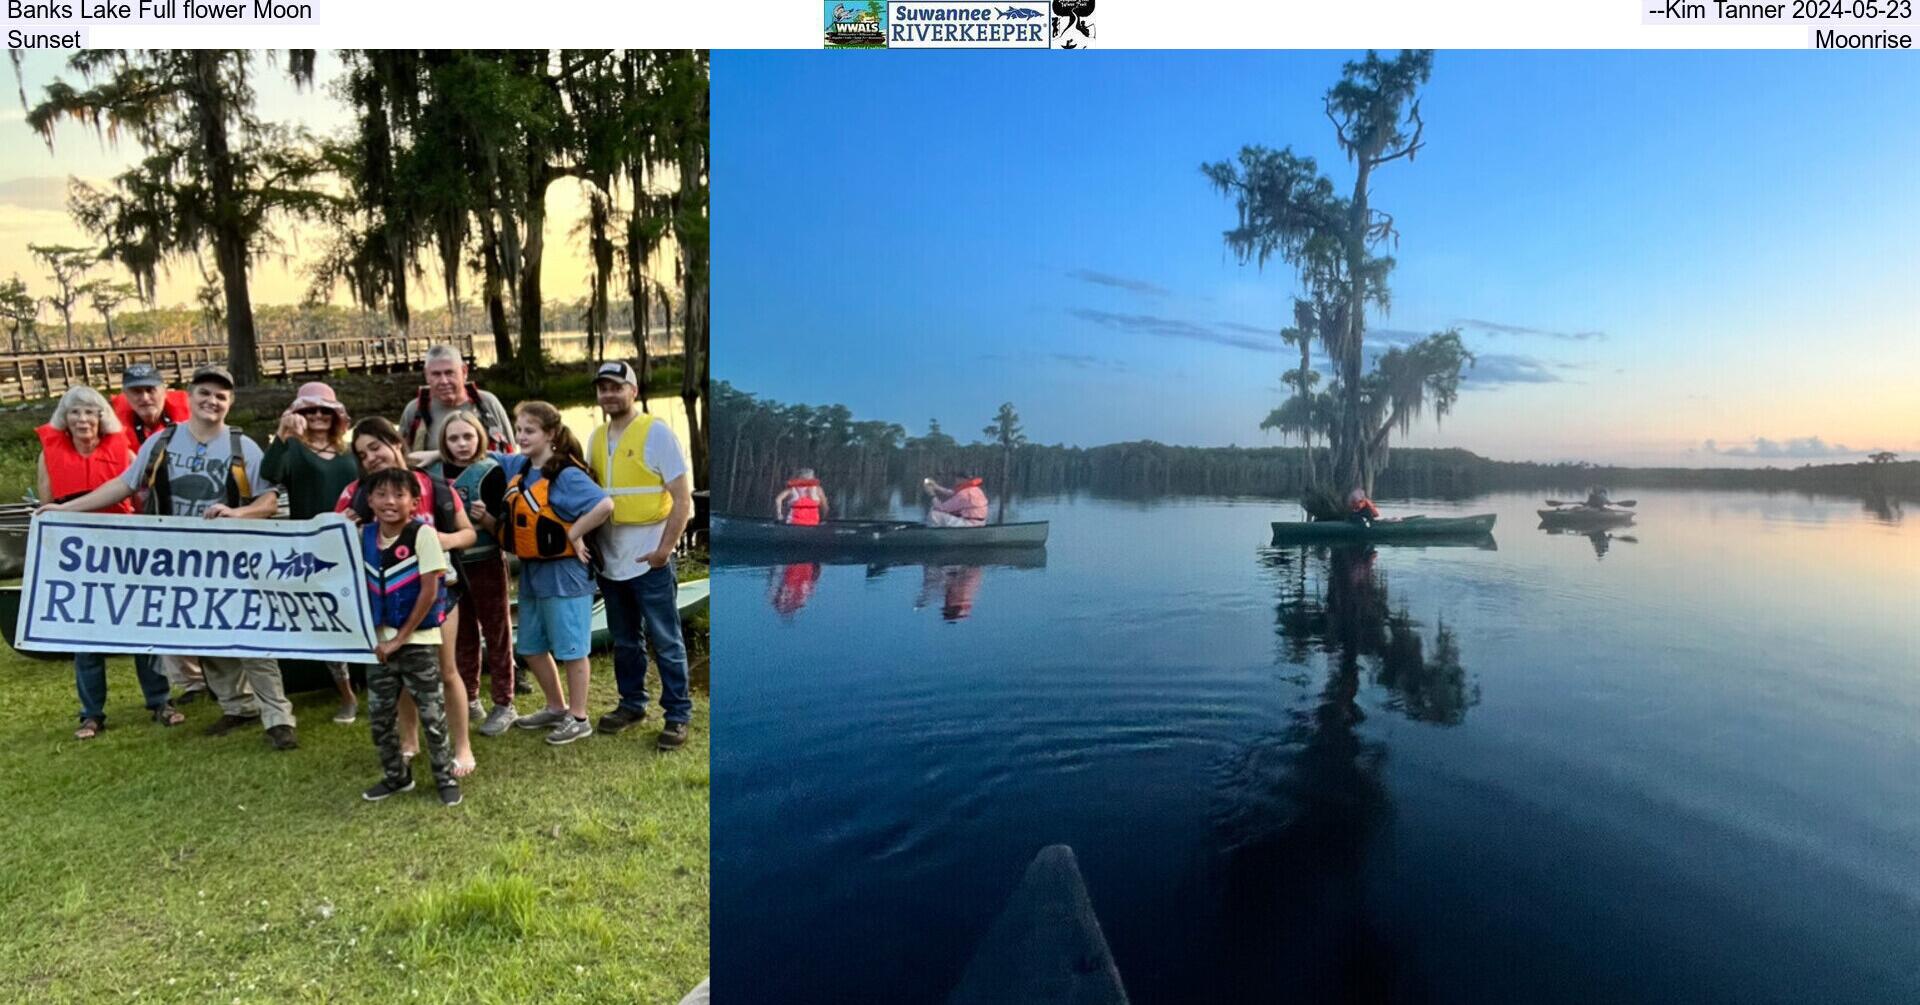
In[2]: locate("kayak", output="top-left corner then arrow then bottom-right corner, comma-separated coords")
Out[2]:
715,515 -> 1050,550
1537,507 -> 1635,530
1270,513 -> 1497,543
948,844 -> 1129,1005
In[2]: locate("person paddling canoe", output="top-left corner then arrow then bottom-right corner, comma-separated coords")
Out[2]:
1346,487 -> 1382,526
924,473 -> 989,528
776,469 -> 828,526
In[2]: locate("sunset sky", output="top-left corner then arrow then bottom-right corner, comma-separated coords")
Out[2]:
1,51 -> 607,317
713,51 -> 1920,467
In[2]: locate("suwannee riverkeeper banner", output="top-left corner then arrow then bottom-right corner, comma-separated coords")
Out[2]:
14,513 -> 380,662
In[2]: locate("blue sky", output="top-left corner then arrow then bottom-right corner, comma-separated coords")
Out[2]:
713,51 -> 1920,466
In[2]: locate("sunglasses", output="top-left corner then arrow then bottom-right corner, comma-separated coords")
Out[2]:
296,407 -> 336,418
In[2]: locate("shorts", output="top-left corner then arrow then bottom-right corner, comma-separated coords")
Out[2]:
514,593 -> 593,662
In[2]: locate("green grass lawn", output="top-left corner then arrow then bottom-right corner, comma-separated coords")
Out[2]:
0,648 -> 709,1003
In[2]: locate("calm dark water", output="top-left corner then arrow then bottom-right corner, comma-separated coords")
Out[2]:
713,490 -> 1920,1003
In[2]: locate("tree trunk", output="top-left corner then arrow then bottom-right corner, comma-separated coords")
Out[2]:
190,52 -> 259,385
1338,158 -> 1374,494
516,159 -> 552,379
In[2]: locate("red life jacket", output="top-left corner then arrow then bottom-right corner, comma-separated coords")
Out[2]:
1349,496 -> 1381,520
37,424 -> 135,514
956,478 -> 983,490
786,478 -> 822,526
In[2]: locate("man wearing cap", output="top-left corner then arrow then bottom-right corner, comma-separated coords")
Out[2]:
585,360 -> 697,750
108,363 -> 205,700
44,365 -> 301,751
111,363 -> 191,453
397,345 -> 516,468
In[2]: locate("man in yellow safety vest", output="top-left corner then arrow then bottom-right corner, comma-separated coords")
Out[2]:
585,361 -> 698,750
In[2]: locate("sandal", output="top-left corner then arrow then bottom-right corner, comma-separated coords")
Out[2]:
151,704 -> 186,727
74,717 -> 104,740
452,755 -> 477,779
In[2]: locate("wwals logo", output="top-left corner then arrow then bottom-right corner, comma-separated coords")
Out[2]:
825,1 -> 888,47
1052,0 -> 1094,48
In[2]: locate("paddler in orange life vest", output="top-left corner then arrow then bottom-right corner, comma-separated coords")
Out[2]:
1347,486 -> 1382,526
776,468 -> 827,526
923,472 -> 988,528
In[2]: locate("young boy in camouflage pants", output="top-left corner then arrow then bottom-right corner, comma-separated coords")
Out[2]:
358,468 -> 461,807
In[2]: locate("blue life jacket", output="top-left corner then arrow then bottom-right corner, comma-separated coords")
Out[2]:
362,520 -> 448,630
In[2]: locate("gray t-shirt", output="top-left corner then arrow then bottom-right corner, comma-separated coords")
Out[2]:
399,388 -> 515,454
122,424 -> 275,517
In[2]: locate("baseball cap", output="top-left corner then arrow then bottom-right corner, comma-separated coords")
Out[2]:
121,363 -> 164,389
190,364 -> 235,389
594,360 -> 639,388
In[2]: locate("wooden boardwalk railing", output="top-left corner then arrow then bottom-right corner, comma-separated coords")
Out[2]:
0,332 -> 476,405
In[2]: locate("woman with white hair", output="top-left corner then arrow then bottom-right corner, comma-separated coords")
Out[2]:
38,384 -> 185,739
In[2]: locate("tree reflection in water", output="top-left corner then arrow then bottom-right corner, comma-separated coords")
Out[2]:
1207,544 -> 1478,1001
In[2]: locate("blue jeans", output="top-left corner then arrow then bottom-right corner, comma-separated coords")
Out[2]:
75,652 -> 173,723
600,563 -> 692,723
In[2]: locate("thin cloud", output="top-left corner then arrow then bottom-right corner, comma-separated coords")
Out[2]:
1462,353 -> 1563,387
1703,436 -> 1862,459
1457,317 -> 1605,342
979,349 -> 1131,373
1070,308 -> 1279,352
1066,269 -> 1171,297
0,176 -> 73,213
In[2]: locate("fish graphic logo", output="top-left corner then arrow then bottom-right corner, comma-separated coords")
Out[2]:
998,5 -> 1045,17
268,548 -> 341,581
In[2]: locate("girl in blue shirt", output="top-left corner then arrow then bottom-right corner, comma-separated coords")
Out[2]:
492,401 -> 612,746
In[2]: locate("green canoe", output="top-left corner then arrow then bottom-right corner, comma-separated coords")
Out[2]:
1270,513 -> 1497,543
1537,507 -> 1635,530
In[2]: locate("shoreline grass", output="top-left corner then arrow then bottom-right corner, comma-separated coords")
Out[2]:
0,646 -> 709,1003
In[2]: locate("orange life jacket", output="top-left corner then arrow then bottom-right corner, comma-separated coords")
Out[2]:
786,478 -> 822,526
37,424 -> 136,513
502,463 -> 587,560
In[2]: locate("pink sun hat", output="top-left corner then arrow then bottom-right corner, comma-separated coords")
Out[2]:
286,381 -> 350,425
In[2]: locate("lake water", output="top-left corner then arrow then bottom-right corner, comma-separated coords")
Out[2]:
712,489 -> 1920,1003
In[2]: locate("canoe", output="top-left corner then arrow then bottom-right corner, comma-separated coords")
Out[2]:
715,515 -> 1050,551
1537,507 -> 1635,530
1270,513 -> 1496,543
948,845 -> 1130,1005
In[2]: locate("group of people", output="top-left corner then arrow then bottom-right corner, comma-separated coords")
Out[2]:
773,470 -> 990,527
38,347 -> 696,807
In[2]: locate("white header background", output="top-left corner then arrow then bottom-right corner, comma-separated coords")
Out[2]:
4,0 -> 1866,48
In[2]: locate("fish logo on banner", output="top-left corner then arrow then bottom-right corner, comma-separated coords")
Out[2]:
1052,0 -> 1095,48
889,2 -> 1051,48
825,1 -> 888,46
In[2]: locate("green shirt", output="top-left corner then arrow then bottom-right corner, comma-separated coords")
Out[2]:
260,438 -> 360,520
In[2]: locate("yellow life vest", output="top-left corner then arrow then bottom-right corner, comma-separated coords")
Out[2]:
587,416 -> 671,526
502,467 -> 581,560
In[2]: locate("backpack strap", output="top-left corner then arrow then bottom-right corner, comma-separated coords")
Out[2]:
226,430 -> 252,507
141,430 -> 172,515
405,386 -> 433,449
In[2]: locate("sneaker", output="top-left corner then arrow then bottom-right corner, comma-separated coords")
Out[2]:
438,783 -> 463,807
514,707 -> 569,731
545,717 -> 593,746
265,724 -> 299,750
477,704 -> 518,737
203,713 -> 260,737
513,674 -> 533,696
362,777 -> 415,801
332,702 -> 358,725
597,706 -> 646,735
657,721 -> 690,751
467,699 -> 484,722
